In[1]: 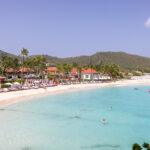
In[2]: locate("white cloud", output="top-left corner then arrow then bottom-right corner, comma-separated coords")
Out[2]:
144,17 -> 150,28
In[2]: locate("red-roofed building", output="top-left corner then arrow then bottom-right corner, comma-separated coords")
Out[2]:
18,68 -> 34,73
68,68 -> 79,80
81,68 -> 98,74
7,68 -> 14,73
69,68 -> 78,75
0,76 -> 6,84
46,67 -> 57,73
81,68 -> 101,80
6,68 -> 16,76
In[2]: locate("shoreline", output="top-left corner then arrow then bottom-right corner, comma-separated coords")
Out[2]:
0,79 -> 150,107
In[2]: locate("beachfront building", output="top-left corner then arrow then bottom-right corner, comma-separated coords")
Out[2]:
46,67 -> 57,74
80,68 -> 111,80
46,67 -> 64,80
46,67 -> 79,80
7,68 -> 16,75
81,68 -> 101,80
99,74 -> 111,80
0,76 -> 6,84
0,76 -> 6,88
18,68 -> 35,74
68,68 -> 79,80
5,68 -> 35,79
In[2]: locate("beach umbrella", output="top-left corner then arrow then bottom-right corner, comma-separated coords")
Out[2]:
12,82 -> 21,88
34,81 -> 40,83
5,83 -> 12,85
13,82 -> 20,85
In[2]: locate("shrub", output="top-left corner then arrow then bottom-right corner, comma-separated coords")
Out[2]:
132,71 -> 141,76
1,84 -> 11,88
13,79 -> 25,84
5,80 -> 13,83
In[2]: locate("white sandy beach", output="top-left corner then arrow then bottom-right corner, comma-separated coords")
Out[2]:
0,79 -> 150,106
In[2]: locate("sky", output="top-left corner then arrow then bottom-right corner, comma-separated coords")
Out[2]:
0,0 -> 150,58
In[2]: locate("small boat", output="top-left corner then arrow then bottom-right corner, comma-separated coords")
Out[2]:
134,88 -> 139,90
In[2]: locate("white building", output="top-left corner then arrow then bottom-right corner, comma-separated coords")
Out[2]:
81,68 -> 110,80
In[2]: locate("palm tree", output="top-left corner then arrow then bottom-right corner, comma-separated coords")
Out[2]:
108,63 -> 120,79
21,48 -> 28,65
21,48 -> 29,77
56,64 -> 63,80
0,56 -> 13,76
77,66 -> 82,81
89,63 -> 95,80
33,56 -> 46,77
47,71 -> 52,80
24,58 -> 35,70
101,64 -> 109,74
101,63 -> 120,79
12,58 -> 20,77
62,64 -> 72,78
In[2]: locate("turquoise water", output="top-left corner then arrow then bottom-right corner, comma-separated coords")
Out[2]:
0,85 -> 150,150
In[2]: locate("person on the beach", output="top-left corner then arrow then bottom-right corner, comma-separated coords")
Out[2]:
44,87 -> 47,92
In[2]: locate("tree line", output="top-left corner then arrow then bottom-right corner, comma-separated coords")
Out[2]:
1,48 -> 144,79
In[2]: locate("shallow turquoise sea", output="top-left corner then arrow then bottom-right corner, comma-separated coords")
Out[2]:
0,85 -> 150,150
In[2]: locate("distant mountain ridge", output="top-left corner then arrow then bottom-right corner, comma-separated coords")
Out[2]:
0,50 -> 18,58
1,50 -> 150,70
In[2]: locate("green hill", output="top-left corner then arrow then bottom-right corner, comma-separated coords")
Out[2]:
1,50 -> 150,70
40,52 -> 150,70
0,50 -> 18,59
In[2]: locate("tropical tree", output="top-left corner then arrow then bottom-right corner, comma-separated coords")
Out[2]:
12,58 -> 20,77
56,64 -> 63,80
21,48 -> 29,66
77,66 -> 82,81
0,65 -> 2,75
72,62 -> 78,68
94,62 -> 103,72
108,63 -> 120,78
47,71 -> 52,80
62,64 -> 72,78
100,63 -> 120,79
88,63 -> 95,80
21,48 -> 29,78
33,56 -> 46,77
0,55 -> 14,75
101,64 -> 110,74
24,58 -> 34,69
125,70 -> 129,76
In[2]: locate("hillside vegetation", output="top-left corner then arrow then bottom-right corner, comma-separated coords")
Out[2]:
1,50 -> 150,70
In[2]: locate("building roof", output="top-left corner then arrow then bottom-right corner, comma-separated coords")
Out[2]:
18,68 -> 34,73
69,68 -> 78,74
46,67 -> 57,72
0,76 -> 6,79
81,68 -> 98,74
7,68 -> 14,73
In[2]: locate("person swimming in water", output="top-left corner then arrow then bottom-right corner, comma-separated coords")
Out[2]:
110,106 -> 112,110
101,119 -> 106,125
